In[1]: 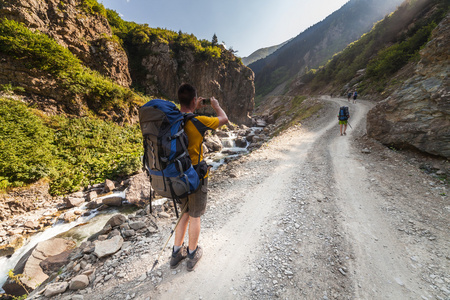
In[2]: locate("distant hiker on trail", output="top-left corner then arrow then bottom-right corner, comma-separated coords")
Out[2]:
347,92 -> 352,102
353,90 -> 358,103
170,83 -> 228,271
338,106 -> 350,136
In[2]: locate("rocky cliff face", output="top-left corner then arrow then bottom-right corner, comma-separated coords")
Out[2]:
0,0 -> 255,125
138,44 -> 255,125
367,15 -> 450,159
0,0 -> 131,87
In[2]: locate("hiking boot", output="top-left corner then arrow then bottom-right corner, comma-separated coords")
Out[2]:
186,246 -> 203,272
170,245 -> 187,269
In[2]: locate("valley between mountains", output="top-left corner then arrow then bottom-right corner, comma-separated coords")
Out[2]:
81,98 -> 449,300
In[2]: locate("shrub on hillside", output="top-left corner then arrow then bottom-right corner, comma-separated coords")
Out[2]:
0,99 -> 57,189
81,0 -> 107,17
366,22 -> 436,79
48,116 -> 142,195
0,98 -> 143,194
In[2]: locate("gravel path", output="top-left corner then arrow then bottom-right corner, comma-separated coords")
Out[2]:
83,97 -> 449,300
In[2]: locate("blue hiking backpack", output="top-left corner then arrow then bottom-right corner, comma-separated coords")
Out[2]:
338,106 -> 349,121
139,99 -> 200,216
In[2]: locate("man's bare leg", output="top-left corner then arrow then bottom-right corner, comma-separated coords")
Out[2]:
188,216 -> 201,251
174,212 -> 189,247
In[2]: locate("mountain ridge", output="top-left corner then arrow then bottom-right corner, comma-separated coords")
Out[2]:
249,0 -> 404,101
241,40 -> 290,66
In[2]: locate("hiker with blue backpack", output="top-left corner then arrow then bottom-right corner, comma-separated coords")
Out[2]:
338,106 -> 350,136
139,83 -> 228,271
169,83 -> 228,271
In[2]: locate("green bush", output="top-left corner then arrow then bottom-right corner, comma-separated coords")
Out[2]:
0,83 -> 25,94
0,98 -> 143,195
49,116 -> 143,195
0,18 -> 82,74
366,22 -> 436,79
0,99 -> 57,188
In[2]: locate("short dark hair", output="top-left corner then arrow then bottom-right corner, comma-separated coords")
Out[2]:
177,83 -> 196,107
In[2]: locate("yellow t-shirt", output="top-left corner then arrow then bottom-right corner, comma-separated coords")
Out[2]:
185,115 -> 220,167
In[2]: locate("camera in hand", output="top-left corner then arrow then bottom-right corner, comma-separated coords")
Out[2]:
202,98 -> 211,105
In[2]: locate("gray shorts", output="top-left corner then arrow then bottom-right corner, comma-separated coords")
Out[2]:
180,178 -> 208,218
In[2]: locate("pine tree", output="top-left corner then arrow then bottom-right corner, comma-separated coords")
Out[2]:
212,33 -> 218,46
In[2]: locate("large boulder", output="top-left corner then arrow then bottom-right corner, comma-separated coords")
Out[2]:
64,197 -> 84,208
2,238 -> 75,296
93,235 -> 123,259
102,196 -> 123,207
103,179 -> 116,193
104,214 -> 127,228
0,235 -> 24,257
235,137 -> 248,148
44,281 -> 69,297
367,15 -> 450,159
69,274 -> 89,290
125,172 -> 151,205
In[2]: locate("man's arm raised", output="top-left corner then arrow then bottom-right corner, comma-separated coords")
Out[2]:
210,97 -> 228,126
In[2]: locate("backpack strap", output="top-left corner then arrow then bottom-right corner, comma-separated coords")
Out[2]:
183,112 -> 198,123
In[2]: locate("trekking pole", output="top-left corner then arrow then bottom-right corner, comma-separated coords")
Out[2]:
150,202 -> 188,272
347,121 -> 353,129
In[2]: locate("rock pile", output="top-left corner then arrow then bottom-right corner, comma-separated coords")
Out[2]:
0,179 -> 128,259
5,208 -> 159,299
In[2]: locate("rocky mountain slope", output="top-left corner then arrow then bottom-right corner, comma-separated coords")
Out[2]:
105,9 -> 254,125
367,14 -> 450,159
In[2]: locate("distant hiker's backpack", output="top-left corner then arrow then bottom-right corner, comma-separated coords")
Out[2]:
139,99 -> 200,216
338,106 -> 349,121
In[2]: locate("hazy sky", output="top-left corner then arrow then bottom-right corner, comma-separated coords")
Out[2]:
99,0 -> 349,57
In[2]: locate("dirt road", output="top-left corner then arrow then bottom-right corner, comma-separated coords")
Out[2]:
90,97 -> 449,300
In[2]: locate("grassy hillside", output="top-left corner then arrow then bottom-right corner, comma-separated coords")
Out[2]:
297,0 -> 449,96
0,18 -> 148,117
